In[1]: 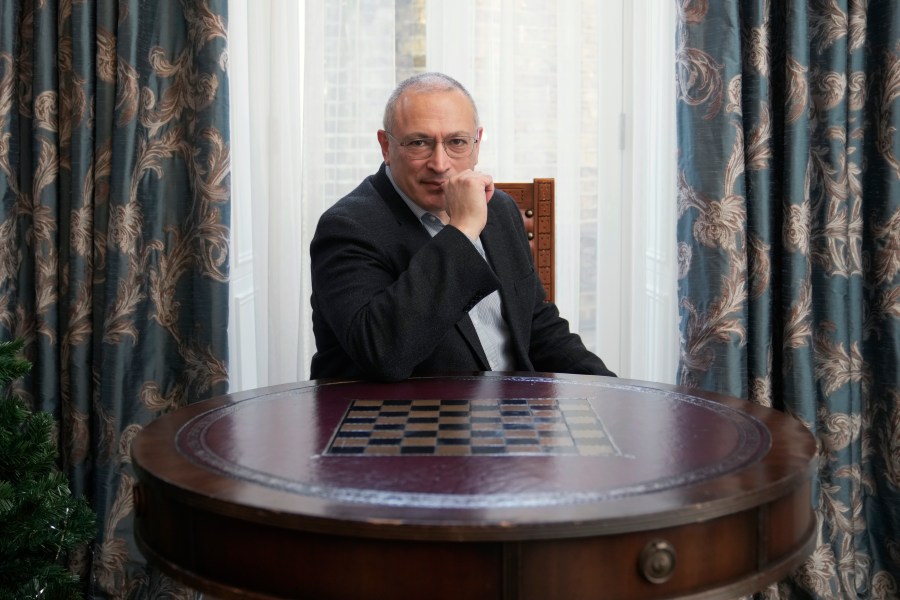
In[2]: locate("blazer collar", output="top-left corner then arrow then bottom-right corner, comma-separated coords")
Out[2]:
371,163 -> 425,228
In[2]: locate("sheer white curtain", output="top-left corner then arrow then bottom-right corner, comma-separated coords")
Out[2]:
227,0 -> 677,392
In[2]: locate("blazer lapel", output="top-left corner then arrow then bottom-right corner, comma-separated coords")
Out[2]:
372,164 -> 427,230
456,315 -> 491,370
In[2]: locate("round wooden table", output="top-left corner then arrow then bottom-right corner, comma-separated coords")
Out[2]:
131,373 -> 817,600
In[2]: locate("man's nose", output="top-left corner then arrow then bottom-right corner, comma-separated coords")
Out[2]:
426,141 -> 452,171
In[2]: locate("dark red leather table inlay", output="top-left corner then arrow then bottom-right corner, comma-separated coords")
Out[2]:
131,373 -> 817,600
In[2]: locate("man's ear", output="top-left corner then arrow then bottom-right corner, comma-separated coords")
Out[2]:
377,130 -> 390,164
473,127 -> 484,165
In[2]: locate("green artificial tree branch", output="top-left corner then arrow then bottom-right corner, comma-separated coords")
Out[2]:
0,339 -> 96,599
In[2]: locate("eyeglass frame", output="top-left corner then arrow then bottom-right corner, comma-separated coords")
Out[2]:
383,130 -> 480,159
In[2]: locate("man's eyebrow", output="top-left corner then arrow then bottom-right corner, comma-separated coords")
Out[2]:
403,131 -> 472,139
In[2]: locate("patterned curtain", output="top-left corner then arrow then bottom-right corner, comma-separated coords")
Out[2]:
676,1 -> 898,598
0,1 -> 230,598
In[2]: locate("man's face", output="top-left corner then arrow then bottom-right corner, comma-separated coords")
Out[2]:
378,89 -> 482,214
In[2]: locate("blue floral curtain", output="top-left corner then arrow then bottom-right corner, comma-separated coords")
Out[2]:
676,1 -> 898,598
0,1 -> 230,598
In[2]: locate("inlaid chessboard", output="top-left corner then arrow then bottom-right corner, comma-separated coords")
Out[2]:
326,397 -> 619,456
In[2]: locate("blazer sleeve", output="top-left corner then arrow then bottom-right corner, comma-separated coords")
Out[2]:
527,290 -> 616,376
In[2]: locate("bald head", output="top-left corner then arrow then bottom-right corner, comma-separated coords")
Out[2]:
383,72 -> 480,133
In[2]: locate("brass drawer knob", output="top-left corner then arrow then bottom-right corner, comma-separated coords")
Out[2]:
525,209 -> 534,218
527,232 -> 534,240
639,539 -> 676,584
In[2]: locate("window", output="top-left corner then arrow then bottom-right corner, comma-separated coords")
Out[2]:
227,0 -> 677,390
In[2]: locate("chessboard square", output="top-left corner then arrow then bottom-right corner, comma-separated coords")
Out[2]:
406,422 -> 438,431
471,416 -> 501,425
527,398 -> 557,406
331,437 -> 370,447
536,423 -> 568,432
471,410 -> 501,418
571,429 -> 606,439
335,429 -> 372,437
502,423 -> 533,430
408,417 -> 439,424
380,410 -> 411,418
371,430 -> 404,439
506,445 -> 542,454
507,437 -> 539,445
329,446 -> 365,454
402,437 -> 438,446
504,429 -> 538,439
436,437 -> 470,445
400,446 -> 434,455
472,437 -> 504,446
532,411 -> 561,419
405,430 -> 438,438
502,416 -> 533,425
438,424 -> 471,433
335,425 -> 373,438
373,423 -> 405,431
471,398 -> 501,407
503,398 -> 528,403
577,444 -> 615,456
441,399 -> 468,406
411,409 -> 440,417
411,399 -> 441,407
471,428 -> 504,437
367,437 -> 402,445
531,410 -> 559,418
471,446 -> 503,455
439,418 -> 470,427
438,429 -> 471,439
346,413 -> 378,421
472,421 -> 502,429
383,399 -> 412,406
559,404 -> 594,416
499,410 -> 530,417
540,437 -> 575,447
375,416 -> 408,425
353,400 -> 383,407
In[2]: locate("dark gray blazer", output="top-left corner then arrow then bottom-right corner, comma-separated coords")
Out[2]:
309,163 -> 614,381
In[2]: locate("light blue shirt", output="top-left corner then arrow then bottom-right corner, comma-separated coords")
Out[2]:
385,166 -> 514,371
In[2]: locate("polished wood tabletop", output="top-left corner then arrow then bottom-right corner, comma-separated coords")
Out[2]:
131,373 -> 817,600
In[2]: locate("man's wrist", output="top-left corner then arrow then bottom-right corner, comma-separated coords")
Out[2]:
449,223 -> 481,242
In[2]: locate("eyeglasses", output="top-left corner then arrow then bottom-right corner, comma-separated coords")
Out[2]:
384,131 -> 479,159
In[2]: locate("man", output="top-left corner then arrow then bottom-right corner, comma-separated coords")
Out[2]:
309,72 -> 614,381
